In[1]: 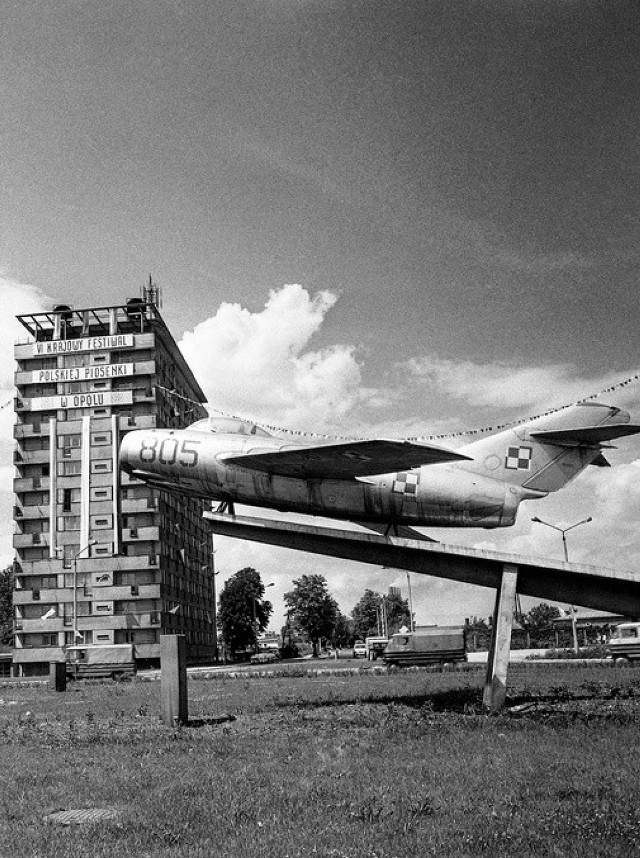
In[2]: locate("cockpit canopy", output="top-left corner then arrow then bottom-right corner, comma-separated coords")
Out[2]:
187,417 -> 272,437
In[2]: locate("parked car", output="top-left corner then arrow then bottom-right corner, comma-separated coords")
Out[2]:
250,650 -> 281,665
352,640 -> 367,658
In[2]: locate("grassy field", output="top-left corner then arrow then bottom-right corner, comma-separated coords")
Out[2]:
2,663 -> 640,858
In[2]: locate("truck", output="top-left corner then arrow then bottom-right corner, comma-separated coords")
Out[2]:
606,622 -> 640,664
65,644 -> 136,680
383,627 -> 466,667
365,636 -> 389,661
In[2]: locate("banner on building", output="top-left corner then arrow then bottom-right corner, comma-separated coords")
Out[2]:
24,390 -> 134,412
25,363 -> 136,384
31,334 -> 135,356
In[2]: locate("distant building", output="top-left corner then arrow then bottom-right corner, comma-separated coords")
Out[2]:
552,609 -> 632,645
12,290 -> 217,676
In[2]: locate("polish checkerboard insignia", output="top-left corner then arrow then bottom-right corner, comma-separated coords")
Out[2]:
505,446 -> 533,470
392,471 -> 420,495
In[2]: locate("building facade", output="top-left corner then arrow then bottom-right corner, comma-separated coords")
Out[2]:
12,295 -> 216,676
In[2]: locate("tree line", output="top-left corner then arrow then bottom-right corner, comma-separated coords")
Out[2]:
219,568 -> 411,658
0,561 -> 591,659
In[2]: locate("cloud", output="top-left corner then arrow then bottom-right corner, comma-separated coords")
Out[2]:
0,275 -> 52,565
401,354 -> 640,414
179,284 -> 385,431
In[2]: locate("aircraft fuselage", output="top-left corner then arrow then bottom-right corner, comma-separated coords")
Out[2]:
118,427 -> 533,528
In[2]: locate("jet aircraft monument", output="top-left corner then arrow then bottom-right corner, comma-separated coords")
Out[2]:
118,402 -> 640,533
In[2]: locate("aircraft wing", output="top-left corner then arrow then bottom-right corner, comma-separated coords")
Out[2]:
221,439 -> 471,480
530,423 -> 640,446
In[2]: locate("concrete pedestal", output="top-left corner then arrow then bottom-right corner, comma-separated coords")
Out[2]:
49,661 -> 67,692
160,634 -> 188,725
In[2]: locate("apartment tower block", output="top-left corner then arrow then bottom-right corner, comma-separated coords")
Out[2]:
12,292 -> 216,676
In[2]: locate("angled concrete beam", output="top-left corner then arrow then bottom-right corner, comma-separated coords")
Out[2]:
204,513 -> 640,617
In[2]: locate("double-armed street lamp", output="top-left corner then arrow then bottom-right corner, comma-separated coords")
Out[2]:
531,515 -> 593,653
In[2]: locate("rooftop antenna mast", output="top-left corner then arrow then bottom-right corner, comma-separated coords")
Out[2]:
143,274 -> 162,308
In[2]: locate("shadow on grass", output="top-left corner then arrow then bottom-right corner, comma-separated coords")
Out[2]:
271,685 -> 640,716
274,687 -> 484,713
185,714 -> 237,728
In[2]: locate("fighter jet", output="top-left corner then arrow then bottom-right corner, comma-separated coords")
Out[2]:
118,402 -> 640,533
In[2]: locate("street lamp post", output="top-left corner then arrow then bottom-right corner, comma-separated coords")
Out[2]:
406,572 -> 415,632
72,540 -> 97,649
531,516 -> 592,653
253,582 -> 274,652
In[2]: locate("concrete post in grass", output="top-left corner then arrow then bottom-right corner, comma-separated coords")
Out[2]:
160,634 -> 188,725
483,563 -> 519,713
49,661 -> 67,692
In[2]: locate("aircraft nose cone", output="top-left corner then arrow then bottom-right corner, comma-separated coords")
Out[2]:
118,430 -> 143,474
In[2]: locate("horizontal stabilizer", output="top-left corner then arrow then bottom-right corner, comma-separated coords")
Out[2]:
590,453 -> 611,467
222,438 -> 471,480
530,423 -> 640,446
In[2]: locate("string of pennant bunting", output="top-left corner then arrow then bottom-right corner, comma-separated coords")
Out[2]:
158,371 -> 640,442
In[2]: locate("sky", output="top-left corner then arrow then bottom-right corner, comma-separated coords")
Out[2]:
2,0 -> 640,629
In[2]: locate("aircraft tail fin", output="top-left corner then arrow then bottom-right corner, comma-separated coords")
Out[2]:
457,402 -> 640,494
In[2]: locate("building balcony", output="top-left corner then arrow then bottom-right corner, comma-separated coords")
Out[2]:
14,477 -> 50,493
14,422 -> 51,440
13,533 -> 50,549
13,588 -> 67,604
72,613 -> 161,631
13,451 -> 50,469
133,360 -> 156,376
117,413 -> 156,431
13,647 -> 65,663
18,617 -> 66,633
13,504 -> 50,521
122,526 -> 160,543
121,497 -> 159,514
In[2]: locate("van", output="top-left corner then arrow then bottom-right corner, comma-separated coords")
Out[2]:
65,644 -> 136,680
607,622 -> 640,664
383,627 -> 466,667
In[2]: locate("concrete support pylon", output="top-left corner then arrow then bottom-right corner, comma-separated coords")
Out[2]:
483,562 -> 519,712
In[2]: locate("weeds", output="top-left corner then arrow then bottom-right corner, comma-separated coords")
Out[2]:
2,666 -> 640,857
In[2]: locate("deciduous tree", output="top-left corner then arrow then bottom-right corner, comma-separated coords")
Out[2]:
284,574 -> 337,657
351,589 -> 411,639
522,602 -> 561,647
351,589 -> 381,640
0,564 -> 14,647
218,567 -> 272,658
331,611 -> 354,649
